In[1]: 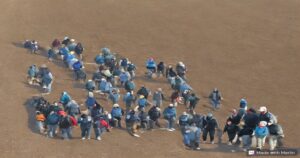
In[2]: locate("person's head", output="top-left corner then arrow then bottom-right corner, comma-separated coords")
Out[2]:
259,121 -> 267,127
139,95 -> 145,99
231,109 -> 237,115
36,111 -> 41,115
247,108 -> 256,114
113,104 -> 119,108
169,104 -> 174,108
64,36 -> 69,40
88,92 -> 94,98
81,113 -> 87,118
182,111 -> 187,115
213,88 -> 218,92
168,65 -> 172,68
207,112 -> 213,118
227,120 -> 232,125
259,106 -> 267,114
70,39 -> 75,43
157,88 -> 162,92
191,93 -> 195,97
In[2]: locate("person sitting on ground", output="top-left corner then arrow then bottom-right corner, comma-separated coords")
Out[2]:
78,113 -> 92,140
163,104 -> 177,131
209,88 -> 223,110
152,88 -> 165,107
148,105 -> 161,130
111,104 -> 124,128
223,120 -> 240,145
202,112 -> 219,144
92,70 -> 102,85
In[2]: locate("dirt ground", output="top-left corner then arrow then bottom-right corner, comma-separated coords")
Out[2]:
0,0 -> 299,157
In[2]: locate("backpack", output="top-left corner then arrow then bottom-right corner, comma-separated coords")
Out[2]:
179,115 -> 189,126
72,61 -> 82,70
121,58 -> 128,67
43,72 -> 52,85
269,124 -> 283,136
47,114 -> 60,125
59,116 -> 71,128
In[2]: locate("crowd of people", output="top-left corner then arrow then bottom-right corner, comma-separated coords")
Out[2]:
24,38 -> 284,152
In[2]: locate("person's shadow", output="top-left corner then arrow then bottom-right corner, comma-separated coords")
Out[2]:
24,97 -> 40,134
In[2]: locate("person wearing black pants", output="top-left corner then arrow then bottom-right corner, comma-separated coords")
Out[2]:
223,120 -> 240,145
202,113 -> 218,144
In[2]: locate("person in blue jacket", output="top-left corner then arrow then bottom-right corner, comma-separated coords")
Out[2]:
85,80 -> 96,92
146,57 -> 157,73
111,104 -> 124,128
27,64 -> 39,85
85,92 -> 96,112
183,123 -> 201,150
109,89 -> 120,104
255,121 -> 269,150
60,91 -> 71,106
137,95 -> 150,111
78,113 -> 92,140
123,91 -> 136,113
163,104 -> 177,131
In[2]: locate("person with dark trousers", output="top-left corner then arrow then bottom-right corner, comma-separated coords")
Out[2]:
223,120 -> 240,145
148,105 -> 161,129
202,113 -> 219,144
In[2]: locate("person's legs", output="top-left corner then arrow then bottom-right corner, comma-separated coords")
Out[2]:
149,120 -> 154,129
209,129 -> 215,143
155,120 -> 161,128
256,137 -> 263,150
67,127 -> 72,139
87,127 -> 91,139
81,127 -> 86,138
202,129 -> 208,142
117,117 -> 122,128
269,135 -> 277,150
61,128 -> 68,139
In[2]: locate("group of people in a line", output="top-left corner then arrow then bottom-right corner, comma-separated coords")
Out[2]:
25,38 -> 284,152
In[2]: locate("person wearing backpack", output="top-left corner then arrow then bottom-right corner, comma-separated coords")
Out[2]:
123,91 -> 136,113
163,104 -> 177,131
223,120 -> 240,145
209,88 -> 223,110
202,113 -> 219,144
148,105 -> 161,129
78,113 -> 92,140
178,112 -> 191,134
268,123 -> 284,150
85,80 -> 96,92
119,70 -> 131,87
59,92 -> 71,107
127,62 -> 136,79
119,58 -> 129,70
188,93 -> 200,111
109,89 -> 120,104
111,104 -> 124,128
258,106 -> 277,126
124,80 -> 135,92
152,88 -> 165,107
74,42 -> 84,60
59,114 -> 77,140
72,60 -> 86,81
255,121 -> 269,150
137,86 -> 150,99
46,111 -> 60,138
137,95 -> 150,111
85,92 -> 96,113
65,100 -> 81,119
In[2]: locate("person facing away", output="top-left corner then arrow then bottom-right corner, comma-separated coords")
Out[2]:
46,111 -> 60,138
58,114 -> 77,140
163,104 -> 177,131
183,123 -> 201,150
148,105 -> 161,129
110,104 -> 124,128
188,93 -> 200,111
152,88 -> 165,107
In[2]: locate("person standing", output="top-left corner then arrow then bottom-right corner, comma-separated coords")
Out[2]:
111,104 -> 124,128
163,104 -> 177,131
202,113 -> 219,144
223,120 -> 240,145
209,88 -> 223,110
58,114 -> 77,140
46,111 -> 60,138
152,88 -> 165,107
148,105 -> 161,129
78,113 -> 92,140
255,121 -> 269,150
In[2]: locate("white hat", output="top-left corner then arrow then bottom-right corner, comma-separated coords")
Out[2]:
156,107 -> 161,111
64,36 -> 69,40
259,106 -> 267,112
169,104 -> 174,107
88,92 -> 94,97
70,39 -> 75,42
183,111 -> 187,115
259,121 -> 267,127
113,104 -> 119,108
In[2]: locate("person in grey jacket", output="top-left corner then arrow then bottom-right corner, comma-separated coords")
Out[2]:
152,88 -> 165,107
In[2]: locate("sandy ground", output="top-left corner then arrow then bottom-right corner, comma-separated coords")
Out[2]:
0,0 -> 299,157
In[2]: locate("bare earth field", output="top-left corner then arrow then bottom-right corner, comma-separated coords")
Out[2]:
0,0 -> 299,157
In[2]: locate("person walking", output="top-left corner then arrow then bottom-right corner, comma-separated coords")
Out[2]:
202,113 -> 219,144
78,113 -> 92,140
209,88 -> 223,110
148,105 -> 161,129
163,104 -> 177,131
255,121 -> 269,150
